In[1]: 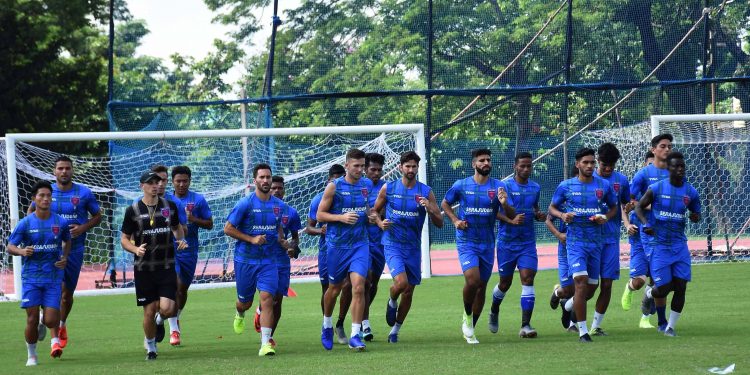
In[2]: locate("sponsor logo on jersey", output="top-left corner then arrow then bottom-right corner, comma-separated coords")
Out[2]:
161,208 -> 170,218
658,211 -> 684,220
683,195 -> 690,205
71,196 -> 80,206
392,209 -> 419,217
464,207 -> 494,214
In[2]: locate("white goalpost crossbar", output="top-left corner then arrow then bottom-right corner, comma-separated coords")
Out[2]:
650,113 -> 750,137
4,124 -> 429,300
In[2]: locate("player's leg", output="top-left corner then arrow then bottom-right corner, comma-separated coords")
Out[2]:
648,249 -> 672,332
472,244 -> 494,328
363,243 -> 385,341
58,249 -> 82,348
322,245 -> 348,350
568,244 -> 596,342
257,264 -> 278,356
346,242 -> 370,350
318,249 -> 328,314
22,283 -> 42,366
41,281 -> 63,358
271,265 -> 291,342
170,251 -> 197,344
335,274 -> 353,344
155,269 -> 178,347
385,247 -> 406,327
143,301 -> 160,360
663,246 -> 691,336
622,235 -> 646,310
233,262 -> 256,335
489,243 -> 515,333
592,242 -> 619,335
516,244 -> 538,338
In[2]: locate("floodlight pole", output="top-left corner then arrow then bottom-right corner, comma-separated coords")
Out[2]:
264,0 -> 281,171
562,0 -> 574,179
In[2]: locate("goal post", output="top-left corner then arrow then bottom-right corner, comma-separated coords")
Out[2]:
2,124 -> 429,300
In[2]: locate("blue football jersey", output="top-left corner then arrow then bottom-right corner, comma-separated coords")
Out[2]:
171,190 -> 212,253
382,179 -> 431,248
496,178 -> 539,245
226,193 -> 288,265
595,171 -> 630,244
551,176 -> 617,246
9,213 -> 71,284
324,177 -> 370,248
629,164 -> 669,226
308,191 -> 327,252
444,177 -> 501,245
363,177 -> 386,246
276,205 -> 302,265
46,183 -> 99,250
647,180 -> 701,246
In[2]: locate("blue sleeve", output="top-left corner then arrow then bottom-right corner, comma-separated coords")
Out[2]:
443,180 -> 462,205
630,171 -> 645,199
605,183 -> 618,207
60,218 -> 72,242
289,209 -> 302,232
8,219 -> 27,246
197,196 -> 212,220
85,189 -> 101,215
176,200 -> 187,225
620,177 -> 631,204
551,182 -> 567,208
688,187 -> 701,214
227,198 -> 248,227
309,195 -> 320,221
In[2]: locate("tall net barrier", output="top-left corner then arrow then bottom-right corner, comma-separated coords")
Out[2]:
0,140 -> 10,299
1,126 -> 422,297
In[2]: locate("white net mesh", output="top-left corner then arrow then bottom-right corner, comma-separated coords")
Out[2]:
580,118 -> 750,263
0,130 -> 418,296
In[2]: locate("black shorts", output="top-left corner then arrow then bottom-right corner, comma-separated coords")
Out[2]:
134,268 -> 177,306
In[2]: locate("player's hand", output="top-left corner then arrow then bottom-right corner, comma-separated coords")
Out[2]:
510,213 -> 525,225
379,219 -> 392,231
561,213 -> 575,224
135,243 -> 147,257
320,224 -> 327,235
69,224 -> 83,238
626,224 -> 639,236
643,225 -> 655,236
689,212 -> 701,222
20,246 -> 35,257
251,234 -> 267,246
534,211 -> 546,222
340,212 -> 359,225
591,214 -> 607,225
417,196 -> 428,207
453,219 -> 468,230
176,239 -> 188,250
497,187 -> 508,205
624,200 -> 637,213
54,256 -> 67,270
367,211 -> 379,224
556,233 -> 567,246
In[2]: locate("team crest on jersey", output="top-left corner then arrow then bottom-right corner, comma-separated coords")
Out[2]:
414,194 -> 423,204
595,189 -> 603,200
161,208 -> 170,218
51,225 -> 60,237
273,206 -> 280,217
70,196 -> 80,206
282,215 -> 289,225
186,202 -> 195,212
361,188 -> 368,198
683,195 -> 690,205
613,183 -> 620,193
487,190 -> 496,200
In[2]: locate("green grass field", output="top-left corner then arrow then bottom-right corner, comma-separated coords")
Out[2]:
1,263 -> 748,374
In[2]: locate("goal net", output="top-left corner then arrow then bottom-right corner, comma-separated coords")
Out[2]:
580,113 -> 750,263
1,125 -> 427,299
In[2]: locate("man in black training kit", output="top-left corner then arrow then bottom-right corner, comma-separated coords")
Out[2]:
121,171 -> 188,360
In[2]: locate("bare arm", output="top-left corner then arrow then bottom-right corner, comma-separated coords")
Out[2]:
172,224 -> 188,250
316,182 -> 358,224
70,211 -> 102,238
187,212 -> 213,230
306,217 -> 324,236
7,243 -> 34,257
120,232 -> 147,257
635,189 -> 655,234
426,191 -> 444,228
544,215 -> 566,244
548,202 -> 574,223
441,199 -> 466,230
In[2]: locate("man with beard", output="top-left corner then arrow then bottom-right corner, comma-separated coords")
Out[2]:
549,148 -> 617,342
441,148 -> 515,344
488,152 -> 546,338
635,152 -> 700,337
371,151 -> 443,343
225,163 -> 292,356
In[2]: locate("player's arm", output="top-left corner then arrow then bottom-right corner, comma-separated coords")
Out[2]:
533,200 -> 547,222
544,214 -> 566,244
497,187 -> 516,219
187,200 -> 214,230
71,211 -> 102,238
7,243 -> 34,257
688,189 -> 702,223
55,239 -> 72,270
426,190 -> 444,228
306,218 -> 324,236
224,221 -> 265,246
622,204 -> 637,235
441,199 -> 466,230
317,182 -> 357,225
370,184 -> 390,229
120,232 -> 147,257
635,188 -> 655,234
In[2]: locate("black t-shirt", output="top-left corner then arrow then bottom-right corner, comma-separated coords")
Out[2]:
121,198 -> 180,272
